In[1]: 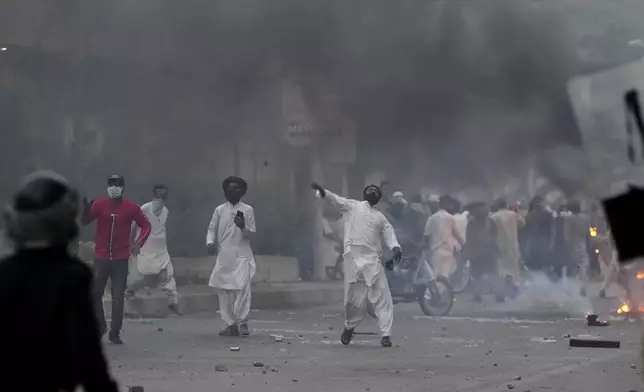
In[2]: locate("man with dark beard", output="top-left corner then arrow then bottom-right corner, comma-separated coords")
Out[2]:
207,176 -> 257,337
312,183 -> 401,348
0,171 -> 118,392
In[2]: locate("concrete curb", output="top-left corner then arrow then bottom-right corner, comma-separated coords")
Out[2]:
104,284 -> 344,318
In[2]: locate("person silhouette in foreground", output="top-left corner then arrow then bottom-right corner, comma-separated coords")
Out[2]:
0,171 -> 118,392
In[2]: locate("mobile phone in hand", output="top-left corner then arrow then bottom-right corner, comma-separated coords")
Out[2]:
236,211 -> 244,218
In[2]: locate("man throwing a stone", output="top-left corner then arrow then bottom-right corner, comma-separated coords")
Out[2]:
312,183 -> 401,347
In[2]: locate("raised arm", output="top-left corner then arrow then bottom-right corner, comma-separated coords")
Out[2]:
311,182 -> 352,212
80,198 -> 96,226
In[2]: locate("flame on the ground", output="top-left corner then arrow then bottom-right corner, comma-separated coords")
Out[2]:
637,271 -> 644,280
616,301 -> 644,315
617,302 -> 631,314
589,227 -> 598,237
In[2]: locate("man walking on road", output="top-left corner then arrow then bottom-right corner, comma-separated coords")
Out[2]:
82,174 -> 151,344
423,195 -> 465,279
490,197 -> 524,301
126,184 -> 181,314
312,182 -> 401,348
206,176 -> 256,337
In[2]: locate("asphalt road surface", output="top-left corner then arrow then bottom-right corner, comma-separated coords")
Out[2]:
107,290 -> 643,392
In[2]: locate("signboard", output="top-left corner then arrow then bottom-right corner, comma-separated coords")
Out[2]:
327,120 -> 357,164
568,57 -> 644,199
280,78 -> 316,147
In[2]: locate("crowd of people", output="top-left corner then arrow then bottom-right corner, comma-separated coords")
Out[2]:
0,169 -> 631,391
364,181 -> 626,303
0,170 -> 258,391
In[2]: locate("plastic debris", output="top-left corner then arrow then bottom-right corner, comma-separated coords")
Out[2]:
569,339 -> 620,348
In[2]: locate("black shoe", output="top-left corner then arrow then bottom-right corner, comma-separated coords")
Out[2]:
239,323 -> 250,337
380,336 -> 392,348
340,328 -> 354,345
108,332 -> 123,345
168,303 -> 182,315
599,289 -> 606,298
219,325 -> 239,337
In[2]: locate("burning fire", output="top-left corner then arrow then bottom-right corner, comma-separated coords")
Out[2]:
594,249 -> 600,254
637,271 -> 644,280
616,301 -> 644,315
589,226 -> 598,237
617,302 -> 631,314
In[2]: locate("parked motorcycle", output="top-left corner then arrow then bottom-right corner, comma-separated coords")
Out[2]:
368,255 -> 454,317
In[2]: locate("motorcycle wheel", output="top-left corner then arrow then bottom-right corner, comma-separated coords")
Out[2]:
418,276 -> 454,317
450,263 -> 471,294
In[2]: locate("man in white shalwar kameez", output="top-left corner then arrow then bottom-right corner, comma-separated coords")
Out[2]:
312,182 -> 401,348
423,196 -> 465,279
126,184 -> 181,315
207,176 -> 256,337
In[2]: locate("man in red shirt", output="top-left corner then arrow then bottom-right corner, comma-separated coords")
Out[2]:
82,174 -> 151,344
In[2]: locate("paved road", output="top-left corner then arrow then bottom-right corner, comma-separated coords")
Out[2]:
106,285 -> 642,392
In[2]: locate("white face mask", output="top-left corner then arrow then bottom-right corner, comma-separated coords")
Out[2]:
107,186 -> 123,199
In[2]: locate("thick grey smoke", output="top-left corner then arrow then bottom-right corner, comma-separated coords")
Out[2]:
1,0 -> 585,254
2,0 -> 582,190
205,0 -> 582,188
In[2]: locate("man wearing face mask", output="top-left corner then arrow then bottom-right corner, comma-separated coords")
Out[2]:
125,184 -> 181,314
311,182 -> 401,348
82,174 -> 151,344
0,171 -> 119,392
206,176 -> 257,337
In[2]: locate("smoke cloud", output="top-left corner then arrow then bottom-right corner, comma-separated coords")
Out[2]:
204,0 -> 583,188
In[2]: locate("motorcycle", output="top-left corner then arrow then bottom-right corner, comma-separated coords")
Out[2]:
368,254 -> 455,317
450,254 -> 471,294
